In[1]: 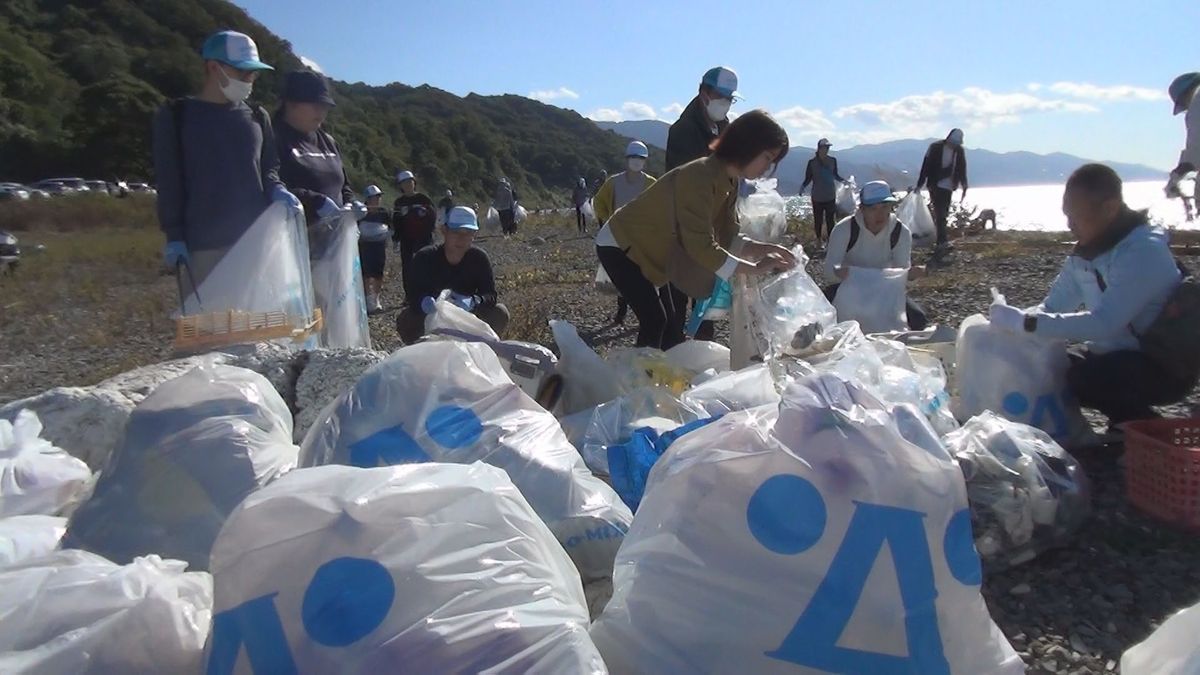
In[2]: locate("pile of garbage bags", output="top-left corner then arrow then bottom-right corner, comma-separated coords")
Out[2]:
943,412 -> 1090,569
1121,600 -> 1200,675
0,410 -> 91,517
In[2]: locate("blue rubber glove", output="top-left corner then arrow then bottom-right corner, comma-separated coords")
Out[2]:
351,200 -> 368,221
420,296 -> 437,314
164,241 -> 188,268
317,197 -> 342,221
270,185 -> 302,212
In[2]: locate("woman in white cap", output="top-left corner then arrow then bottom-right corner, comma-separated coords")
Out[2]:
597,110 -> 796,350
391,170 -> 437,304
916,128 -> 968,251
594,140 -> 656,324
358,184 -> 390,313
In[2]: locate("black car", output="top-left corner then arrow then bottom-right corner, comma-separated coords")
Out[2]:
0,229 -> 19,272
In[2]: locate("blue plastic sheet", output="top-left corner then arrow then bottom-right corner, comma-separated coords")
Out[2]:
606,416 -> 721,511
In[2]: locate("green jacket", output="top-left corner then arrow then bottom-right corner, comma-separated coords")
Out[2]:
666,96 -> 728,171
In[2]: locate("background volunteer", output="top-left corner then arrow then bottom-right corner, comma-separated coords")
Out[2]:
358,184 -> 390,314
494,177 -> 519,236
916,127 -> 969,251
1167,72 -> 1200,205
800,138 -> 848,245
391,170 -> 437,304
597,110 -> 796,350
594,141 -> 655,325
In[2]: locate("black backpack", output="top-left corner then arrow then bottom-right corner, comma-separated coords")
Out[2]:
847,219 -> 903,252
1095,261 -> 1200,386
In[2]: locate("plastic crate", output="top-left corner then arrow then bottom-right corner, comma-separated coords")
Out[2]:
1123,418 -> 1200,530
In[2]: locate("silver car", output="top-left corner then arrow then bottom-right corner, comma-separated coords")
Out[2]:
0,230 -> 19,272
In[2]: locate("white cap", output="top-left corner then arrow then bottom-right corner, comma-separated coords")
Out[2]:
363,185 -> 383,198
395,170 -> 415,183
625,140 -> 649,158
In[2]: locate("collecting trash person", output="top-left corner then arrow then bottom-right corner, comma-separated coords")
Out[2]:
153,30 -> 299,296
438,189 -> 455,224
358,185 -> 390,314
989,164 -> 1194,428
396,206 -> 509,344
597,110 -> 797,350
391,170 -> 437,304
1166,72 -> 1200,207
494,177 -> 519,236
916,127 -> 969,253
572,177 -> 590,234
274,69 -> 362,254
800,138 -> 849,245
594,141 -> 656,325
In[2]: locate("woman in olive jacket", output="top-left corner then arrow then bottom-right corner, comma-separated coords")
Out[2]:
594,110 -> 797,349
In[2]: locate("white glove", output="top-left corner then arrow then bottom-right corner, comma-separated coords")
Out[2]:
989,303 -> 1026,333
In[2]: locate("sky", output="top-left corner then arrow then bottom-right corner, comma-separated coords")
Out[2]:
239,0 -> 1198,170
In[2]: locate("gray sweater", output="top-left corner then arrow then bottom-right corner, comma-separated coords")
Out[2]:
153,98 -> 284,252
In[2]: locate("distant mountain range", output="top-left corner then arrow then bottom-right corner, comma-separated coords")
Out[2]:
593,119 -> 1165,195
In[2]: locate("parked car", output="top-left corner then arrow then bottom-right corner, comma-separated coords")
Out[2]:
0,183 -> 30,201
85,180 -> 112,195
31,179 -> 75,196
127,182 -> 157,195
0,230 -> 19,272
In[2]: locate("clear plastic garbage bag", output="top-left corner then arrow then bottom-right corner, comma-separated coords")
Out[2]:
942,412 -> 1090,569
834,267 -> 909,333
311,212 -> 370,349
62,365 -> 298,570
664,339 -> 731,375
582,200 -> 597,227
751,246 -> 838,359
738,178 -> 787,243
955,314 -> 1090,446
835,175 -> 858,217
1121,601 -> 1200,675
552,320 -> 624,415
0,550 -> 212,674
182,203 -> 316,340
485,206 -> 501,231
681,363 -> 781,417
0,515 -> 66,567
298,342 -> 633,581
590,374 -> 1022,675
897,189 -> 937,239
0,410 -> 91,518
514,204 -> 529,223
578,387 -> 706,477
206,464 -> 606,675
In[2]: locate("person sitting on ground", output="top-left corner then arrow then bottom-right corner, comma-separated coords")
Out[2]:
396,206 -> 509,345
358,185 -> 390,314
153,30 -> 300,297
823,180 -> 929,330
989,163 -> 1191,427
391,170 -> 437,304
594,141 -> 656,326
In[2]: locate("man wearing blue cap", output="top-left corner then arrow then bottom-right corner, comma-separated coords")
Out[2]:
153,30 -> 302,293
823,180 -> 928,330
396,206 -> 509,344
666,66 -> 738,172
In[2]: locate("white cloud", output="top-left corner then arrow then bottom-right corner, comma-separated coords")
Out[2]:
832,87 -> 1097,137
775,105 -> 836,142
586,101 -> 664,122
299,55 -> 324,74
528,86 -> 580,103
1043,82 -> 1165,102
661,102 -> 685,118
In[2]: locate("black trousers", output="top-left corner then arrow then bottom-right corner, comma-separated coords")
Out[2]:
614,295 -> 629,324
823,282 -> 929,331
499,208 -> 516,234
929,187 -> 953,245
812,199 -> 837,240
1067,347 -> 1192,425
597,245 -> 686,349
397,232 -> 432,302
575,205 -> 586,233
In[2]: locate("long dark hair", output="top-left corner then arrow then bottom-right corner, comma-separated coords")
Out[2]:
709,110 -> 790,173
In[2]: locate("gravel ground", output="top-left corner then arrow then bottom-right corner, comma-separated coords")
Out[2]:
3,217 -> 1199,671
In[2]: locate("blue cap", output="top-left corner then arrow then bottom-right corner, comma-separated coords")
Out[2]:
201,31 -> 273,71
701,66 -> 739,99
860,181 -> 899,206
445,206 -> 479,231
1170,72 -> 1200,115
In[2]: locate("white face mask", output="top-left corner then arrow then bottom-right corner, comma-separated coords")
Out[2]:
217,67 -> 253,104
706,97 -> 732,122
627,158 -> 646,173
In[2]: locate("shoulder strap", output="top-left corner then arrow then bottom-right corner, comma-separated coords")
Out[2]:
846,218 -> 860,252
891,221 -> 902,249
1093,269 -> 1107,292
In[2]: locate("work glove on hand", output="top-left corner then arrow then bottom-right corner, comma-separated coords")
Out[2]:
164,241 -> 189,268
449,292 -> 477,311
316,197 -> 342,221
989,303 -> 1026,333
420,296 -> 437,314
270,185 -> 303,213
351,200 -> 368,220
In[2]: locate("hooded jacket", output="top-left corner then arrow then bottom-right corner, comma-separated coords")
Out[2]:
665,96 -> 729,171
917,140 -> 968,192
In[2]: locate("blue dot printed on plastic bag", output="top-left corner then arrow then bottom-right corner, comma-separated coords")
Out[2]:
348,405 -> 484,467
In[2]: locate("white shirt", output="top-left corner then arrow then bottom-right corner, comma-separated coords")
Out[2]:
823,212 -> 913,282
936,145 -> 956,190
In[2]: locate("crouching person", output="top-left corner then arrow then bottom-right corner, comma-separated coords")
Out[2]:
990,163 -> 1195,427
396,206 -> 510,344
823,180 -> 929,330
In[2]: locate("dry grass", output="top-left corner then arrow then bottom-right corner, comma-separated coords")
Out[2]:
0,194 -> 159,233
